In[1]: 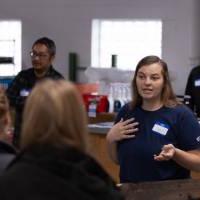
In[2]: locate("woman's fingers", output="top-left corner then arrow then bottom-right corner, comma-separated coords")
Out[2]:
108,118 -> 139,141
122,128 -> 138,135
119,118 -> 139,138
154,153 -> 168,161
154,154 -> 163,161
154,144 -> 176,161
123,122 -> 139,130
122,118 -> 135,125
122,134 -> 136,139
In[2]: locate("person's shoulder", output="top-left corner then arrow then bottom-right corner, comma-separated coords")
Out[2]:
51,68 -> 62,75
119,102 -> 132,113
115,102 -> 133,122
167,104 -> 189,112
10,68 -> 34,83
168,104 -> 196,118
0,141 -> 16,154
190,65 -> 200,74
16,68 -> 34,77
74,150 -> 123,199
50,67 -> 64,78
0,141 -> 16,176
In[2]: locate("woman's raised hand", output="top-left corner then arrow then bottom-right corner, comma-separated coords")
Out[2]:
154,144 -> 176,161
106,118 -> 139,143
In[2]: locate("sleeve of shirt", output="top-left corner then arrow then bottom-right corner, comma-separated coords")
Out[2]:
48,67 -> 64,80
6,72 -> 26,111
177,106 -> 200,151
185,69 -> 195,111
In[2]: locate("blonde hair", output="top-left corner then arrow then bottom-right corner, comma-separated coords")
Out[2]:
21,79 -> 89,152
0,87 -> 9,133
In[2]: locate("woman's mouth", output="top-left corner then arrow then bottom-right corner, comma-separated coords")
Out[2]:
142,88 -> 153,93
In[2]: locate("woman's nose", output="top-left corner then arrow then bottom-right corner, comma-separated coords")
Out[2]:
144,77 -> 151,84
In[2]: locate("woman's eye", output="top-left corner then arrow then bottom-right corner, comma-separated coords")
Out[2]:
151,76 -> 159,80
138,75 -> 145,79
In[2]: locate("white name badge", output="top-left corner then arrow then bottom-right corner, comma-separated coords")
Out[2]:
152,123 -> 169,136
194,79 -> 200,87
20,89 -> 30,97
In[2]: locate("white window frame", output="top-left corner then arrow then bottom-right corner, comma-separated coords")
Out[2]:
91,19 -> 162,70
0,20 -> 22,77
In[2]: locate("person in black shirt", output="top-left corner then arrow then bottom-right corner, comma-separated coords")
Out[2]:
185,65 -> 200,117
6,37 -> 64,148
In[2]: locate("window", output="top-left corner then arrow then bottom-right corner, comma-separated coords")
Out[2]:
91,19 -> 162,70
0,21 -> 22,76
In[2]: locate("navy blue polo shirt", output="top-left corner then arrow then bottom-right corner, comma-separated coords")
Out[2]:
115,103 -> 200,183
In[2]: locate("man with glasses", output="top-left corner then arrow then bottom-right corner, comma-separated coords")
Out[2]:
6,37 -> 64,148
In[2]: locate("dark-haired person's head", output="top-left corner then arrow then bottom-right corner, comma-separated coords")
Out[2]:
30,37 -> 56,77
32,37 -> 56,56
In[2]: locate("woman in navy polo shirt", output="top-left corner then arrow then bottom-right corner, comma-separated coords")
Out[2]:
106,55 -> 200,183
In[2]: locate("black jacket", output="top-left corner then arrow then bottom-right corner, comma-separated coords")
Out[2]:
0,141 -> 16,173
185,65 -> 200,117
0,144 -> 123,200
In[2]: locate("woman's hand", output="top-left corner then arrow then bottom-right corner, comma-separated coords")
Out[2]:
106,118 -> 139,143
154,144 -> 176,161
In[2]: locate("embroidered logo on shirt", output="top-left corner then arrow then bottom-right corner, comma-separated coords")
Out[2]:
194,79 -> 200,87
152,122 -> 169,136
196,136 -> 200,142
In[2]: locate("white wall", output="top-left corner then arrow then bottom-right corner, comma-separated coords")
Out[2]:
0,0 -> 200,94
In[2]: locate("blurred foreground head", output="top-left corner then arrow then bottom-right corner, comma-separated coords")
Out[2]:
21,79 -> 88,152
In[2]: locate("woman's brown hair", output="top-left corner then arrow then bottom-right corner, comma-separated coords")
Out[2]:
131,55 -> 179,108
21,79 -> 88,152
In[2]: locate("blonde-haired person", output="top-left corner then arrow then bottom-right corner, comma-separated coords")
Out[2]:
0,79 -> 122,200
21,78 -> 88,151
0,86 -> 16,173
107,55 -> 200,183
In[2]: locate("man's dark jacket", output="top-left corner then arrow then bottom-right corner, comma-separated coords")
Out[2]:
6,66 -> 64,147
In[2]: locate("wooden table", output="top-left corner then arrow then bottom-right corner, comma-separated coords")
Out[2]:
120,179 -> 200,200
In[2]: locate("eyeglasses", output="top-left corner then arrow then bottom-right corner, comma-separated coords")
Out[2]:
30,51 -> 49,59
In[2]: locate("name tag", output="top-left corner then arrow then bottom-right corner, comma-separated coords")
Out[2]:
20,89 -> 30,97
152,122 -> 169,136
194,79 -> 200,87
